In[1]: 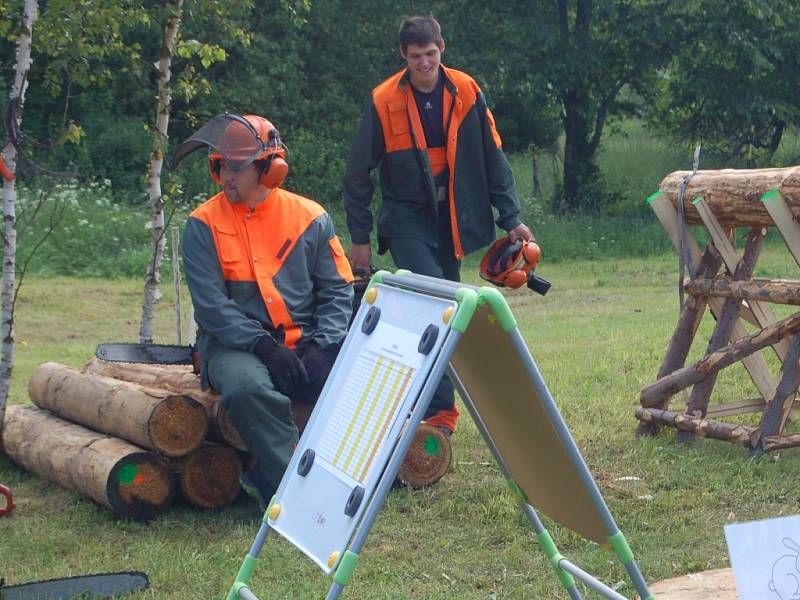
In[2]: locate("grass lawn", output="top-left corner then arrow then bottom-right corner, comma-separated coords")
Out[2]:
3,247 -> 800,599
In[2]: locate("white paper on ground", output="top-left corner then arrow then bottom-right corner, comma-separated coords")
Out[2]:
724,514 -> 800,600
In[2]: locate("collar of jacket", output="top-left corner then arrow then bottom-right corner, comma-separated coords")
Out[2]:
398,65 -> 458,97
224,187 -> 279,214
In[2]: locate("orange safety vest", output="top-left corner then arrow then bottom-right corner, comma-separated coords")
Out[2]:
371,66 -> 502,259
191,188 -> 352,348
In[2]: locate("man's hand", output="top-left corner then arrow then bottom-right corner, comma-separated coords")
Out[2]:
508,223 -> 534,243
294,342 -> 339,405
349,243 -> 372,276
253,336 -> 309,396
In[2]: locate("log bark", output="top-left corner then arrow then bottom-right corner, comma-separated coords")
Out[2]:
169,443 -> 241,509
2,405 -> 175,520
640,311 -> 800,408
687,277 -> 800,306
634,407 -> 754,445
29,362 -> 207,457
84,358 -> 244,450
84,358 -> 316,444
659,166 -> 800,228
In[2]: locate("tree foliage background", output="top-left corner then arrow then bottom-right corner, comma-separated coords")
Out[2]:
2,0 -> 799,216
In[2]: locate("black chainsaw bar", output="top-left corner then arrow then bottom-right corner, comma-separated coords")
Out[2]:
96,343 -> 194,365
0,571 -> 149,599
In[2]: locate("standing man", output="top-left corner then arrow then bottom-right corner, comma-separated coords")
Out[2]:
342,16 -> 534,436
174,113 -> 354,509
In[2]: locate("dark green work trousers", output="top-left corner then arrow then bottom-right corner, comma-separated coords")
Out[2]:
387,197 -> 459,422
207,347 -> 297,495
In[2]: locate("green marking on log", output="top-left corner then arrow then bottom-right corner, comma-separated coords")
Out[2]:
118,464 -> 139,485
423,435 -> 440,455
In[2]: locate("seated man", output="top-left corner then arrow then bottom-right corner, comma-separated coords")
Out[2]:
173,113 -> 354,509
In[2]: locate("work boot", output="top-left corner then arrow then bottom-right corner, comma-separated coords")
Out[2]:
239,469 -> 274,513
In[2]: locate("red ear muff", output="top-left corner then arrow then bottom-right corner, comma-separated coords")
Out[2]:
521,241 -> 541,267
503,270 -> 529,289
260,156 -> 288,188
208,155 -> 223,183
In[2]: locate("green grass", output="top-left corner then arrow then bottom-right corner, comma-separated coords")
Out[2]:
4,247 -> 800,598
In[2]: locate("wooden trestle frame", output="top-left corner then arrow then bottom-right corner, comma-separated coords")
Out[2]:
636,169 -> 800,454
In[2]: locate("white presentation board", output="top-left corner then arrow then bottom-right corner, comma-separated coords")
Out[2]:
268,283 -> 456,573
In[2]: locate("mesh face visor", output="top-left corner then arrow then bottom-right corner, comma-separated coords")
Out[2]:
171,113 -> 282,171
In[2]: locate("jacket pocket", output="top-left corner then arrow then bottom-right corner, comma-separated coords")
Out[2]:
327,236 -> 354,282
387,101 -> 409,135
214,224 -> 244,264
387,151 -> 428,204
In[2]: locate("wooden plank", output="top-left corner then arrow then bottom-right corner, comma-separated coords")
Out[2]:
649,193 -> 776,400
705,398 -> 765,418
695,196 -> 789,359
762,189 -> 800,267
643,567 -> 737,600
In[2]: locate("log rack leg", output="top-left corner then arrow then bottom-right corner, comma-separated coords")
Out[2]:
636,246 -> 722,437
752,333 -> 800,455
684,228 -> 765,426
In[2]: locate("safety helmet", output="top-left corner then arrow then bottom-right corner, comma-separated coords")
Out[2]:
172,113 -> 288,189
479,236 -> 542,289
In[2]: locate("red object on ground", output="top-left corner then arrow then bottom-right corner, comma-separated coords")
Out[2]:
0,483 -> 15,516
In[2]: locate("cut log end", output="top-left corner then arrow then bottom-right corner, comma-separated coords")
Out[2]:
397,423 -> 452,488
108,453 -> 175,521
212,404 -> 247,451
148,394 -> 208,457
172,444 -> 242,509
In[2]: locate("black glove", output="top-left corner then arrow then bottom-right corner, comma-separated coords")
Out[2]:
294,342 -> 339,404
253,336 -> 309,396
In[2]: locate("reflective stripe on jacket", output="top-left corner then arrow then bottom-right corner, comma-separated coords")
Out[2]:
183,188 -> 354,376
343,65 -> 522,259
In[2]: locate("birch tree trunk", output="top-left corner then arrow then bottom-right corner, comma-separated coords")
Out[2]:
139,0 -> 184,343
0,0 -> 38,434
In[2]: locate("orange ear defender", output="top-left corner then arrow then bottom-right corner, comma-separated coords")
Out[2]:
479,236 -> 551,295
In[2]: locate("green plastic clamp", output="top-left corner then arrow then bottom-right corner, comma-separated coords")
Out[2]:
505,478 -> 525,504
645,191 -> 662,204
451,288 -> 478,333
608,532 -> 635,565
477,287 -> 517,332
332,550 -> 360,586
761,188 -> 781,203
367,270 -> 389,289
226,554 -> 257,600
691,195 -> 703,206
536,530 -> 576,590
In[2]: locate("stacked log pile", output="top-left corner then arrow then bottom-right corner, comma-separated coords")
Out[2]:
1,361 -> 245,520
3,355 -> 452,520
